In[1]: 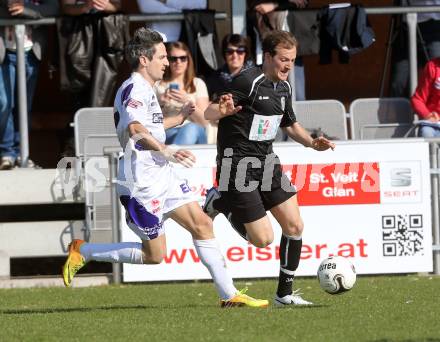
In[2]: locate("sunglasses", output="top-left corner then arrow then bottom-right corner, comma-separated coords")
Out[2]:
168,55 -> 188,63
224,47 -> 246,56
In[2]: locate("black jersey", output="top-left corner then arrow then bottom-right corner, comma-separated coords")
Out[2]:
216,66 -> 296,167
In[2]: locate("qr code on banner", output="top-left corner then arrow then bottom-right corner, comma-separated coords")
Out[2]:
382,215 -> 424,256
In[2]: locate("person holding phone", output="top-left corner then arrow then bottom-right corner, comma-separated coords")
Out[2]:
154,41 -> 209,145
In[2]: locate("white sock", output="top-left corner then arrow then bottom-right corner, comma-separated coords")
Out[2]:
284,233 -> 302,240
80,242 -> 144,264
193,239 -> 237,300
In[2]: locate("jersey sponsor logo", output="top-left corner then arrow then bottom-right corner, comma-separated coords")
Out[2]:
258,95 -> 269,100
248,114 -> 283,141
152,113 -> 163,123
180,181 -> 191,193
127,98 -> 143,109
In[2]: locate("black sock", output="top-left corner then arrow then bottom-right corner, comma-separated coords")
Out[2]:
277,234 -> 302,298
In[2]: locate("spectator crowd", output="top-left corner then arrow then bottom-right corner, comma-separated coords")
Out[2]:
1,0 -> 440,170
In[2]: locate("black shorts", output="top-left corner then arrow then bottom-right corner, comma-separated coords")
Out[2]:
219,164 -> 296,224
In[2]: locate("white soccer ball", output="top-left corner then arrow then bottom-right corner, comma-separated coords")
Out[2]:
317,256 -> 356,294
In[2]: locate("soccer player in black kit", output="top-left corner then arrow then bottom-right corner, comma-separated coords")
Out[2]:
203,30 -> 335,306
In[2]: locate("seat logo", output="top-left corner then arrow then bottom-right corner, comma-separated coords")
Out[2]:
390,168 -> 411,187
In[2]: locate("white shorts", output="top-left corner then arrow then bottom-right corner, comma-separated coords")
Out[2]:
116,164 -> 195,241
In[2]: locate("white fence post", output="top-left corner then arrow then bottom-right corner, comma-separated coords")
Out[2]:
0,250 -> 10,279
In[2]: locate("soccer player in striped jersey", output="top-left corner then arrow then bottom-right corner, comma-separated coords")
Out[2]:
63,27 -> 268,308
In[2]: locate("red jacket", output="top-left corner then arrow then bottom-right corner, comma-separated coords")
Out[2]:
411,58 -> 440,119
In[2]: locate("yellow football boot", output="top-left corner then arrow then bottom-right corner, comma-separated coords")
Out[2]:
62,239 -> 86,287
220,287 -> 269,308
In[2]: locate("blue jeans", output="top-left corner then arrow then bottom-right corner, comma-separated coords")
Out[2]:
419,125 -> 440,138
0,51 -> 39,159
165,122 -> 207,145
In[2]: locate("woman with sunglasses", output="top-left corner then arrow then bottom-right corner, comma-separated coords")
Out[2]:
155,41 -> 209,145
206,34 -> 254,101
204,34 -> 254,143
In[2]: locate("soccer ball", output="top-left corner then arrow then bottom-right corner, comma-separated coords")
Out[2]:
317,256 -> 356,294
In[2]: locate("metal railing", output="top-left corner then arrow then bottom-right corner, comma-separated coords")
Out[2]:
232,3 -> 440,96
0,12 -> 227,168
4,6 -> 440,168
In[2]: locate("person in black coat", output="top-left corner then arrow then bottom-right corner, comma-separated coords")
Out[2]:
204,34 -> 254,143
206,34 -> 254,101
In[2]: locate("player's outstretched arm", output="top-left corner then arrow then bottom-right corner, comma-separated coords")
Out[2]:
283,122 -> 335,151
204,93 -> 242,121
128,122 -> 195,167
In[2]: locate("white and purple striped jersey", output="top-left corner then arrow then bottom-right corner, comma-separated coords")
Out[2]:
114,72 -> 168,188
113,72 -> 195,239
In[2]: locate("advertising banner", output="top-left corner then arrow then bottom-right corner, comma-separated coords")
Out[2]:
122,141 -> 433,282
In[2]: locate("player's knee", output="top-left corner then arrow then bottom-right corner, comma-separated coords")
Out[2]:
191,215 -> 213,240
253,239 -> 272,248
284,218 -> 304,237
144,255 -> 163,264
250,232 -> 274,248
141,251 -> 164,264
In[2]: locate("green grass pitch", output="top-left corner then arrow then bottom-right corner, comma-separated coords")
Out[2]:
0,275 -> 439,342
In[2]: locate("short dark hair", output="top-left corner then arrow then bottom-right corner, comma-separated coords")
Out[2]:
262,30 -> 298,57
125,27 -> 164,69
221,34 -> 250,58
